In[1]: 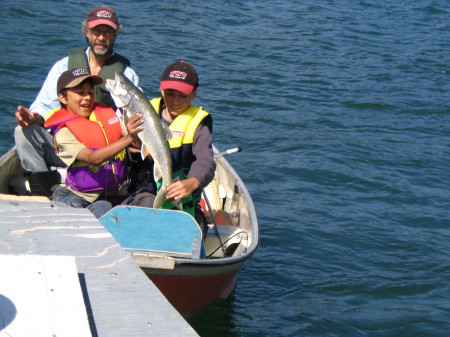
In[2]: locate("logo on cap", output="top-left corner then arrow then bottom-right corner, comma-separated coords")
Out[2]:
96,10 -> 112,19
169,71 -> 188,80
73,69 -> 89,77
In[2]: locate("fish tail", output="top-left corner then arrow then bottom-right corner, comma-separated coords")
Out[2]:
153,187 -> 167,209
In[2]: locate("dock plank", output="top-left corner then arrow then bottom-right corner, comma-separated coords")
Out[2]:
0,254 -> 91,336
0,198 -> 198,336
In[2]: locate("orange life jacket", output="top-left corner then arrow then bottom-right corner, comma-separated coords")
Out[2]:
44,104 -> 127,192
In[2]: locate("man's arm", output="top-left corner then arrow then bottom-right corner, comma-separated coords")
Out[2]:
123,65 -> 139,87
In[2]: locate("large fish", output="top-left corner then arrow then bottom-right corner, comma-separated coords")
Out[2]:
106,72 -> 180,210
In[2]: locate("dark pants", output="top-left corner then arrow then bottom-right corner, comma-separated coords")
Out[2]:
50,186 -> 113,219
120,190 -> 156,208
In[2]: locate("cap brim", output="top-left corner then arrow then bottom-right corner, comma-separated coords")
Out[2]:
160,81 -> 195,95
66,75 -> 103,89
88,19 -> 118,30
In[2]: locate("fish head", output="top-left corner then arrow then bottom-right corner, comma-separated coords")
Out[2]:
106,72 -> 132,108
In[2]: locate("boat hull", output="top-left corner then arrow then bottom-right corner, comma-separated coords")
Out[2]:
143,263 -> 243,318
100,204 -> 252,318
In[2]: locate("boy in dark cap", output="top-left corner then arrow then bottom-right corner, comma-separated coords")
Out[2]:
14,6 -> 139,195
45,68 -> 142,218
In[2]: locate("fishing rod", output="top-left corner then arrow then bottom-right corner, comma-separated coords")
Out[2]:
202,190 -> 227,257
214,147 -> 241,158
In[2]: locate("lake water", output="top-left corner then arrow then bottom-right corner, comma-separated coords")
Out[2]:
1,1 -> 450,336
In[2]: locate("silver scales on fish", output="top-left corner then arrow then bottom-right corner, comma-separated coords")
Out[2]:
106,73 -> 180,210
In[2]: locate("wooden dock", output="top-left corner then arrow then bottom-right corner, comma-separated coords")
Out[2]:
0,196 -> 199,336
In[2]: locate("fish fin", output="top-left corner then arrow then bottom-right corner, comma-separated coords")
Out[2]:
123,108 -> 133,121
153,163 -> 163,182
140,143 -> 145,160
161,122 -> 173,141
168,176 -> 182,210
172,199 -> 183,211
140,144 -> 150,160
122,109 -> 129,124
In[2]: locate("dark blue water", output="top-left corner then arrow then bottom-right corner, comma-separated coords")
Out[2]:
1,1 -> 450,336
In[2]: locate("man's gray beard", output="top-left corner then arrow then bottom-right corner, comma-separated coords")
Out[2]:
90,43 -> 113,57
93,47 -> 111,56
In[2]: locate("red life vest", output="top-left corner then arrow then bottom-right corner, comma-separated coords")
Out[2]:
45,103 -> 123,146
45,104 -> 127,192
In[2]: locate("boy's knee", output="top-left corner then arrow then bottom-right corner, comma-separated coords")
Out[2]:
15,124 -> 44,145
14,125 -> 26,143
88,200 -> 113,219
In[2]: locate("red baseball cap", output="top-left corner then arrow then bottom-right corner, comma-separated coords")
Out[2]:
87,6 -> 119,30
160,61 -> 199,95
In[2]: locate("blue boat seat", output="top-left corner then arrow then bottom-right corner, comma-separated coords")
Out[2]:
99,206 -> 205,259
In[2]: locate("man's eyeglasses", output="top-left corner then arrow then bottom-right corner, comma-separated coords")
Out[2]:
89,28 -> 116,38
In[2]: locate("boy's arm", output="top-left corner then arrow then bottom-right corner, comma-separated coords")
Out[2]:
187,123 -> 215,188
165,122 -> 215,201
165,177 -> 201,201
76,137 -> 133,165
76,114 -> 143,165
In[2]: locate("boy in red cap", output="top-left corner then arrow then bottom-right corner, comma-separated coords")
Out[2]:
45,68 -> 142,218
124,61 -> 215,231
14,6 -> 139,195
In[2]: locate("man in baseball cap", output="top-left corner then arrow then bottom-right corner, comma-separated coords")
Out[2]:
14,5 -> 140,195
86,6 -> 119,30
